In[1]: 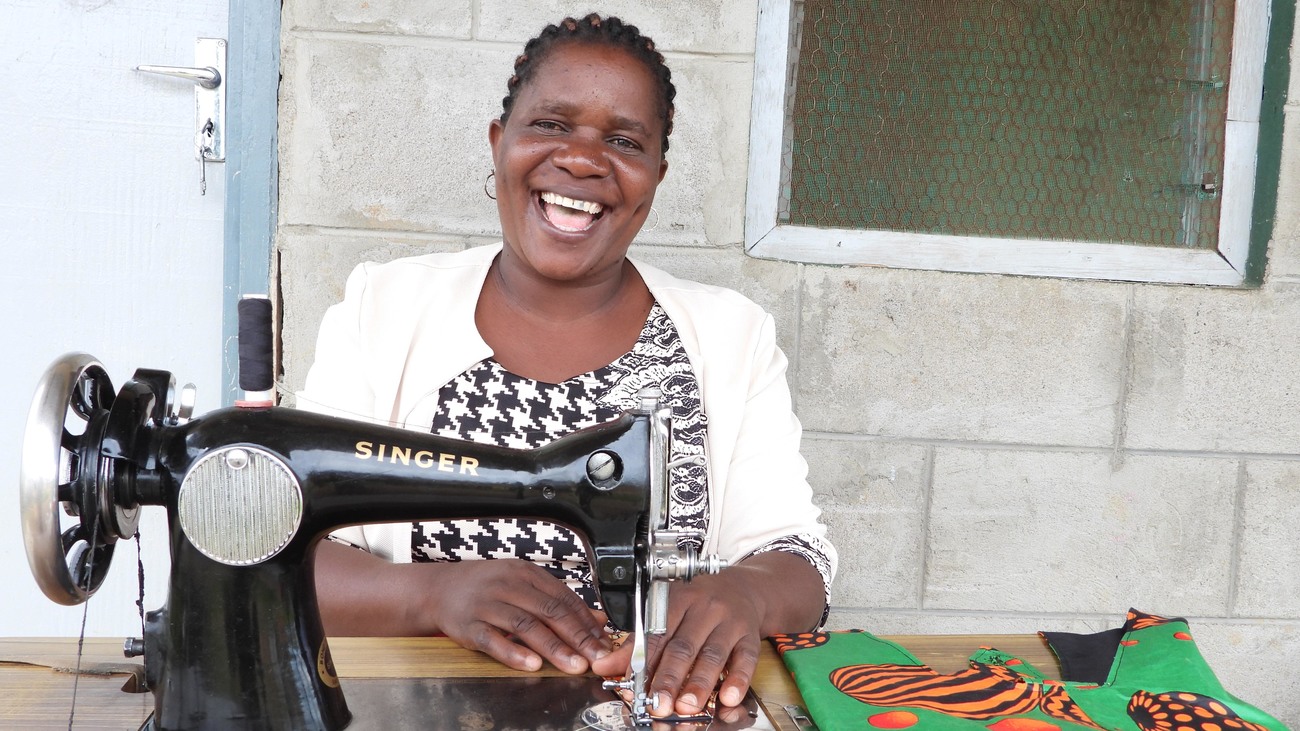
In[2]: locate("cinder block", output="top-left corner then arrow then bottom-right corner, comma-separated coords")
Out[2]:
283,0 -> 472,37
925,449 -> 1238,615
1126,285 -> 1300,453
628,245 -> 799,357
803,437 -> 928,511
1234,461 -> 1300,617
824,610 -> 1097,637
1190,619 -> 1300,730
797,267 -> 1128,445
638,56 -> 754,248
476,0 -> 759,54
279,37 -> 507,234
803,437 -> 929,609
276,230 -> 471,400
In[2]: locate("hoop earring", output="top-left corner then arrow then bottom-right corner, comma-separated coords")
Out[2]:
484,171 -> 496,200
643,207 -> 659,233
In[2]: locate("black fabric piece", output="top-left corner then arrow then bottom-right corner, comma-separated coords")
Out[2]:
1040,626 -> 1126,685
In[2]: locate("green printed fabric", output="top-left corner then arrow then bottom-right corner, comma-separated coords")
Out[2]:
772,609 -> 1286,730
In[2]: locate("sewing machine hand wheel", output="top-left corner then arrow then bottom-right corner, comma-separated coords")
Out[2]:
20,352 -> 132,605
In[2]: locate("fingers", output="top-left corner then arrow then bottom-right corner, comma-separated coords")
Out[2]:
490,568 -> 611,672
521,577 -> 612,663
715,643 -> 758,707
589,633 -> 633,677
477,596 -> 590,673
452,619 -> 544,672
594,621 -> 756,718
432,560 -> 611,674
634,583 -> 762,717
650,635 -> 757,716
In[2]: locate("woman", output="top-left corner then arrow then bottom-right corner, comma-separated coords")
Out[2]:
301,14 -> 836,718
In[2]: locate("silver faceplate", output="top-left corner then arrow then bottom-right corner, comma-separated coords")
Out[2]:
178,446 -> 302,565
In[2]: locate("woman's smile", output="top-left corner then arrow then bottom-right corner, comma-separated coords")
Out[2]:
538,191 -> 606,232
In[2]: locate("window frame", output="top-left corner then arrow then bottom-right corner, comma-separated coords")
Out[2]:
745,0 -> 1272,286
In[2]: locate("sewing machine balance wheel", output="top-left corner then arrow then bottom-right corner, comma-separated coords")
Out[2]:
20,352 -> 136,606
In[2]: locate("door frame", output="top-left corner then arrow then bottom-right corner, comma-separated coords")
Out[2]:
222,0 -> 281,405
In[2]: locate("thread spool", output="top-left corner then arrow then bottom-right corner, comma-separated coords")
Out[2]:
236,295 -> 275,407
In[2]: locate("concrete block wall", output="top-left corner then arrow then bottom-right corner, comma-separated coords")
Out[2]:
275,2 -> 1300,725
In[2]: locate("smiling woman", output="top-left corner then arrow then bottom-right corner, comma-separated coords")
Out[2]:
483,39 -> 668,382
299,12 -> 837,721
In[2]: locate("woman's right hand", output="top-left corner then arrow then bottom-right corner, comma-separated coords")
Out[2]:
419,558 -> 613,673
315,541 -> 611,674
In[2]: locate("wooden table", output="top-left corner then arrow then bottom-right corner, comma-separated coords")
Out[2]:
0,635 -> 1060,730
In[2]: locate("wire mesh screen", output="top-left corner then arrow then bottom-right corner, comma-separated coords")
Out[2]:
780,0 -> 1233,249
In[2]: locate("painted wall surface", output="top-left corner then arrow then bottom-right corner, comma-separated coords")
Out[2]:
274,2 -> 1300,726
0,0 -> 229,637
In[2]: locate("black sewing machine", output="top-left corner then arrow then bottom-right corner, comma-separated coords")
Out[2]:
19,352 -> 727,730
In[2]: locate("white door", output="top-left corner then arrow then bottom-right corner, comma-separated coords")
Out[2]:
1,1 -> 230,636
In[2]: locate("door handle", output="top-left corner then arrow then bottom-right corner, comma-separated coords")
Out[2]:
135,38 -> 226,165
135,64 -> 221,90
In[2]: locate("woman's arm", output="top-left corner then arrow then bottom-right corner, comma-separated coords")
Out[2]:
587,299 -> 836,717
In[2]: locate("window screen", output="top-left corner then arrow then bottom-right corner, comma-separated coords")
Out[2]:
780,0 -> 1233,249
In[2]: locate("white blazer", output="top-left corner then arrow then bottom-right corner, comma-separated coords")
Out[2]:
299,243 -> 837,585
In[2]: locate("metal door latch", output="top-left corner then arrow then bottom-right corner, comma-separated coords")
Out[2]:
136,37 -> 227,183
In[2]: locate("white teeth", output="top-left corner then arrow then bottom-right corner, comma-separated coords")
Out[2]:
540,191 -> 603,215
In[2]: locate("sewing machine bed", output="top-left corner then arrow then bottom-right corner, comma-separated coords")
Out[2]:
251,676 -> 771,730
132,675 -> 776,730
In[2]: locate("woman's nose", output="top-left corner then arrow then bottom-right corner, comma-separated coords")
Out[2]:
551,134 -> 611,177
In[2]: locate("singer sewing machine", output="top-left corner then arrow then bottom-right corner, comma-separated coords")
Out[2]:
18,352 -> 738,730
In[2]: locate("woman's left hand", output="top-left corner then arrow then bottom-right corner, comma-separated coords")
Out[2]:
589,551 -> 824,717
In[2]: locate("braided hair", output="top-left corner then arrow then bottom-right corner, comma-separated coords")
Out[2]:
500,14 -> 676,153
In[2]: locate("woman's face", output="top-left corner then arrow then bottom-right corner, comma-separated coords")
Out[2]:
489,41 -> 668,285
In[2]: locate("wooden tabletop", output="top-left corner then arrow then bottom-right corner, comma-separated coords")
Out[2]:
0,634 -> 1060,730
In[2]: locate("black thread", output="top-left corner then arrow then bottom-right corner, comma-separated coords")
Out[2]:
237,296 -> 275,392
67,520 -> 99,730
135,532 -> 146,641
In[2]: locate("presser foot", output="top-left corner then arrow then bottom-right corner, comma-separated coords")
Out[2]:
600,680 -> 660,727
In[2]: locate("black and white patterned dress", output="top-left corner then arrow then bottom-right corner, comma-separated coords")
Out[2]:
412,303 -> 830,611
